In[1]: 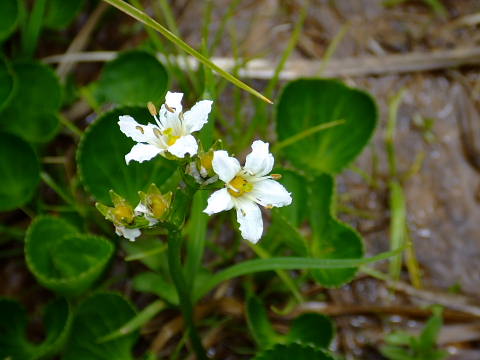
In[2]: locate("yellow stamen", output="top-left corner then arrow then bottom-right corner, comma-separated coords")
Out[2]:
147,102 -> 157,116
167,135 -> 180,146
270,174 -> 282,180
135,126 -> 144,134
153,128 -> 162,138
228,175 -> 253,198
165,104 -> 175,113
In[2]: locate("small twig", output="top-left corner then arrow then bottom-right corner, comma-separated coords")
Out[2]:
56,2 -> 109,81
44,47 -> 480,79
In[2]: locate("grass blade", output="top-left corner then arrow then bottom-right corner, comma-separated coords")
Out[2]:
102,0 -> 272,104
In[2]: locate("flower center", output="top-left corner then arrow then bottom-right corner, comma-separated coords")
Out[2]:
163,128 -> 180,146
228,175 -> 253,198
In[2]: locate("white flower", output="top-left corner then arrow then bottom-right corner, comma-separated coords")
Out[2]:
204,140 -> 292,243
115,225 -> 141,242
118,91 -> 213,164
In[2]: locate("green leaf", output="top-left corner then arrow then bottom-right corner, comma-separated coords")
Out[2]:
25,216 -> 114,296
287,314 -> 334,348
98,300 -> 165,343
0,297 -> 72,360
254,343 -> 334,360
274,169 -> 309,228
194,248 -> 402,301
0,132 -> 40,211
0,0 -> 18,42
418,307 -> 443,353
0,57 -> 16,112
246,295 -> 279,349
269,169 -> 310,256
0,61 -> 61,142
132,271 -> 178,305
95,51 -> 168,106
380,345 -> 414,360
277,79 -> 377,174
77,106 -> 177,204
44,0 -> 86,29
63,293 -> 138,360
309,174 -> 364,287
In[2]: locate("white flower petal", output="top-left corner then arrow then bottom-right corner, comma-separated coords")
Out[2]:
167,135 -> 198,158
182,100 -> 213,133
118,115 -> 153,143
244,140 -> 274,177
204,188 -> 234,215
125,143 -> 163,164
115,226 -> 141,241
234,198 -> 263,243
250,179 -> 292,208
134,202 -> 149,215
165,91 -> 184,113
212,150 -> 241,183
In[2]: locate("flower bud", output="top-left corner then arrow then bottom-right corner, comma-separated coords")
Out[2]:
136,184 -> 172,224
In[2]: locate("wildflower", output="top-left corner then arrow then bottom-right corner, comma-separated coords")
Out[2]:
135,184 -> 172,226
186,143 -> 219,186
118,92 -> 213,164
204,140 -> 292,243
96,190 -> 142,241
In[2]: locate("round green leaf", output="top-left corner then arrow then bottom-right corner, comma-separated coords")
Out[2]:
0,61 -> 61,142
287,314 -> 335,349
277,79 -> 377,174
0,57 -> 16,112
0,297 -> 71,360
25,216 -> 114,296
63,292 -> 138,360
0,132 -> 40,211
95,51 -> 169,106
0,0 -> 18,42
254,343 -> 335,360
44,0 -> 86,29
308,174 -> 364,287
77,106 -> 177,204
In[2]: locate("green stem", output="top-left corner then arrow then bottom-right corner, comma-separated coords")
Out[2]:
167,229 -> 207,360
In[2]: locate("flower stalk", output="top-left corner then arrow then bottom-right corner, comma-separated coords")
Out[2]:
167,228 -> 208,360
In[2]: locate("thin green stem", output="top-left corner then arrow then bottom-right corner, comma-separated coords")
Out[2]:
316,23 -> 350,77
248,242 -> 304,303
167,230 -> 207,360
22,0 -> 47,57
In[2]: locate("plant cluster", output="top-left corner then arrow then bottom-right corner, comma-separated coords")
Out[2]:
0,0 -> 441,359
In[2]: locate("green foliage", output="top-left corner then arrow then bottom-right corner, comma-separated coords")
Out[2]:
0,61 -> 61,142
381,307 -> 448,360
0,57 -> 16,112
63,293 -> 138,360
246,295 -> 335,354
277,79 -> 377,174
0,297 -> 72,360
309,174 -> 364,287
25,216 -> 114,296
0,0 -> 18,42
0,132 -> 40,211
95,51 -> 169,106
287,314 -> 335,348
246,295 -> 279,348
44,0 -> 86,29
77,106 -> 177,204
254,343 -> 335,360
